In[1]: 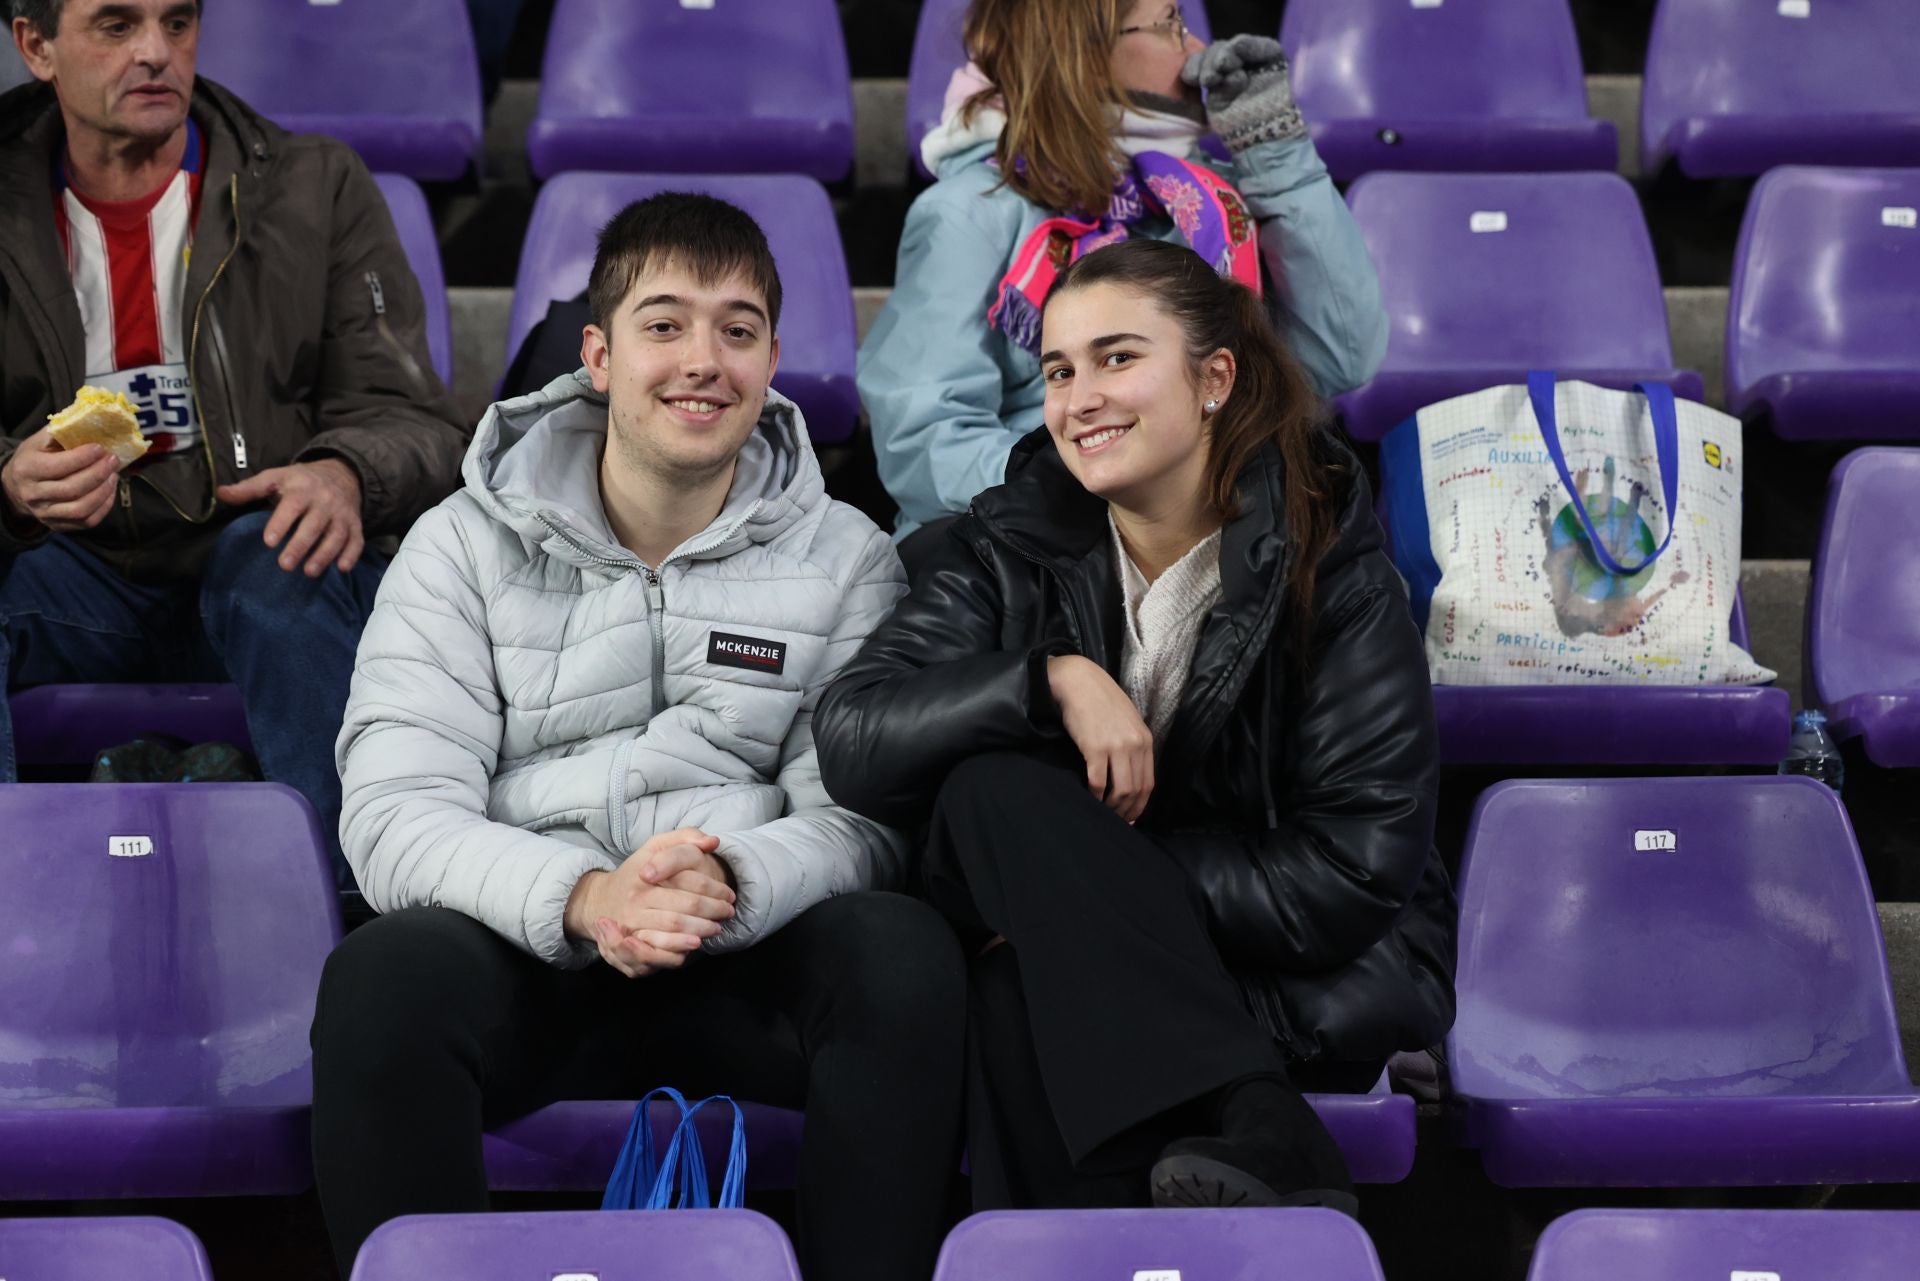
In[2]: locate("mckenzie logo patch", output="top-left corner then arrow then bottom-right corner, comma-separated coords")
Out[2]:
708,631 -> 788,675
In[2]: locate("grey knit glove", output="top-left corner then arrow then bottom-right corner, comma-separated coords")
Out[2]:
1181,34 -> 1306,154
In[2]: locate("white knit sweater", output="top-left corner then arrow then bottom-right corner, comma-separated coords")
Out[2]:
1111,515 -> 1225,743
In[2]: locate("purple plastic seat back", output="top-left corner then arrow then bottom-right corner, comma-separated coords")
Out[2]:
1281,0 -> 1615,183
9,683 -> 251,766
1450,777 -> 1911,1103
1727,167 -> 1920,440
351,1210 -> 801,1281
905,0 -> 1210,180
0,783 -> 337,1109
1643,0 -> 1920,179
0,1217 -> 214,1281
507,172 -> 859,444
1529,1207 -> 1920,1281
530,0 -> 852,183
195,0 -> 482,181
933,1209 -> 1385,1281
0,783 -> 338,1197
371,174 -> 451,386
1337,172 -> 1695,441
1808,448 -> 1920,766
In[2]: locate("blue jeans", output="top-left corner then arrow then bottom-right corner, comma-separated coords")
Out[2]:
0,512 -> 386,889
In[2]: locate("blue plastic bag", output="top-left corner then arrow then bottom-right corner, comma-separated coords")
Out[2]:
602,1087 -> 748,1210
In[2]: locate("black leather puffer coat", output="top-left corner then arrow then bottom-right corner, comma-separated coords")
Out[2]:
818,429 -> 1456,1064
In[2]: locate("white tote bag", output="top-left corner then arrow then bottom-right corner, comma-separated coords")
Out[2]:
1380,375 -> 1774,686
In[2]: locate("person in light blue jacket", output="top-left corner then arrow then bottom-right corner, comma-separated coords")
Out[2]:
862,0 -> 1388,559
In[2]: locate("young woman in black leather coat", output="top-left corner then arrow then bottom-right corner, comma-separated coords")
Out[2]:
817,239 -> 1454,1214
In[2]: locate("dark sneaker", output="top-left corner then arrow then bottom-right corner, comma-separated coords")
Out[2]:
1151,1137 -> 1360,1217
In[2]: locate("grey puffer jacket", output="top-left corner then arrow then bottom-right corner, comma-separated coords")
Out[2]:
337,372 -> 910,967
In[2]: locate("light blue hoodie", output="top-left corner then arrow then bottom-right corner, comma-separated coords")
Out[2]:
860,125 -> 1389,539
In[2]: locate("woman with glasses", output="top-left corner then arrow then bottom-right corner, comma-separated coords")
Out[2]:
861,0 -> 1387,574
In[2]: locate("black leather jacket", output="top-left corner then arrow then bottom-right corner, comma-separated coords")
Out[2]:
818,429 -> 1456,1064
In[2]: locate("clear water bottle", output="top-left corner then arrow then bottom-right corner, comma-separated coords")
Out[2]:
1779,708 -> 1845,793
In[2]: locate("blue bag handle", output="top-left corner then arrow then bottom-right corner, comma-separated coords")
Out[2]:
670,1095 -> 749,1210
1526,371 -> 1680,577
601,1087 -> 690,1211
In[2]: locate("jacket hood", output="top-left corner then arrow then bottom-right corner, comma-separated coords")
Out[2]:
463,369 -> 824,570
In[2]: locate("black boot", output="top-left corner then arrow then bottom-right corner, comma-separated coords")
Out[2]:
1150,1075 -> 1357,1216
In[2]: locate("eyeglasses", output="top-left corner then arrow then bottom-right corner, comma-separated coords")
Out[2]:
1117,9 -> 1189,46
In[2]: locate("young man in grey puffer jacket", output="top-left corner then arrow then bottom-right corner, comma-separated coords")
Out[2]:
312,194 -> 966,1281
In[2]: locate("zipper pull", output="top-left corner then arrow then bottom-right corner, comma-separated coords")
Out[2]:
118,479 -> 132,509
232,432 -> 249,470
365,270 -> 385,316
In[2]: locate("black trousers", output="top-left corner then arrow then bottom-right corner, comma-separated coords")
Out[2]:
924,752 -> 1379,1208
310,892 -> 967,1281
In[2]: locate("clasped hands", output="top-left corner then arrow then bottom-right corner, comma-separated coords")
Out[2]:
564,827 -> 738,978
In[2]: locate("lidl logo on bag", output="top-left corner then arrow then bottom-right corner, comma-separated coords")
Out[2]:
1702,441 -> 1724,470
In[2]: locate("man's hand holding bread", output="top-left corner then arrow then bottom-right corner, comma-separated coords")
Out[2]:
1,386 -> 142,533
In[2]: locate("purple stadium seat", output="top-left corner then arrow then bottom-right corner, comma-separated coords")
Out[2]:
352,1210 -> 801,1281
1428,593 -> 1791,767
371,175 -> 452,387
0,1217 -> 214,1281
8,683 -> 251,767
1528,1207 -> 1920,1281
1727,168 -> 1920,442
1336,172 -> 1702,444
508,172 -> 859,444
529,0 -> 852,183
933,1209 -> 1386,1281
1450,776 -> 1920,1187
905,0 -> 1211,180
484,1099 -> 803,1193
1808,448 -> 1920,767
0,783 -> 338,1198
1310,1071 -> 1415,1184
482,1077 -> 1406,1191
1642,0 -> 1920,179
195,0 -> 482,181
1280,0 -> 1615,184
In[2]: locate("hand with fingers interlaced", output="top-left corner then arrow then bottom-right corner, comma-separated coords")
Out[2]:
563,827 -> 739,978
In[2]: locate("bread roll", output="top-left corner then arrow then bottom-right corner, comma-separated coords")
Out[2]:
45,386 -> 149,465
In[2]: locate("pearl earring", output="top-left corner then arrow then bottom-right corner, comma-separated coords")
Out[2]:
1204,399 -> 1219,413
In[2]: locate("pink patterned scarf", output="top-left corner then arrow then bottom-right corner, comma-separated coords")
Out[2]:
988,152 -> 1262,355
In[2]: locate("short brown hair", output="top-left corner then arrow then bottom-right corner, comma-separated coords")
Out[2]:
587,192 -> 783,337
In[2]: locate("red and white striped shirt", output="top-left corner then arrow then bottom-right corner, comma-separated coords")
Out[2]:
53,121 -> 205,457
